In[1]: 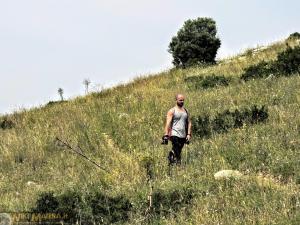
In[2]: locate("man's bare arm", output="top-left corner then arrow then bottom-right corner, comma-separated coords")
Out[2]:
188,117 -> 192,135
186,115 -> 192,141
164,109 -> 174,136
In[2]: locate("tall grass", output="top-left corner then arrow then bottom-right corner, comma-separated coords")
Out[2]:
0,37 -> 299,224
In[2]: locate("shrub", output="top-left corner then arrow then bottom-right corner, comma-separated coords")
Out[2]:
192,105 -> 268,138
168,17 -> 221,68
89,192 -> 132,224
141,156 -> 155,181
201,75 -> 230,89
275,46 -> 300,75
151,187 -> 196,216
288,32 -> 300,39
272,161 -> 297,183
241,45 -> 300,81
33,192 -> 59,213
14,152 -> 25,164
184,76 -> 203,84
192,114 -> 211,138
220,147 -> 247,170
0,118 -> 14,129
57,190 -> 84,224
185,75 -> 230,89
33,190 -> 132,224
251,105 -> 268,123
46,100 -> 67,107
241,61 -> 275,81
184,76 -> 203,89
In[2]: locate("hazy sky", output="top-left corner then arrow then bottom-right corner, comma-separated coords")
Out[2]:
0,0 -> 299,114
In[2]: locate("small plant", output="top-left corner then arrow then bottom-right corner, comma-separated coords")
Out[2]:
14,152 -> 25,164
251,105 -> 268,123
141,156 -> 155,181
272,161 -> 297,183
0,118 -> 14,129
58,88 -> 64,101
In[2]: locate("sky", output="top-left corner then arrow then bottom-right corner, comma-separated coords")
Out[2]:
0,0 -> 299,114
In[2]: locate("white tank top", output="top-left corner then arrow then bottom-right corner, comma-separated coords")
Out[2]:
171,107 -> 188,138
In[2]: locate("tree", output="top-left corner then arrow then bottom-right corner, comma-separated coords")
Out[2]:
83,78 -> 91,94
58,88 -> 64,101
168,17 -> 221,68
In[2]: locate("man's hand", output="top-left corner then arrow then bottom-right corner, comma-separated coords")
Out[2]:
161,135 -> 169,145
186,134 -> 191,144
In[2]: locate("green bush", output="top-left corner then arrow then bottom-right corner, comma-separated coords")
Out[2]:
185,75 -> 230,89
168,17 -> 221,68
275,46 -> 300,75
33,190 -> 132,224
33,192 -> 59,213
57,190 -> 85,224
272,161 -> 298,183
151,187 -> 196,216
288,32 -> 300,40
89,192 -> 132,224
141,156 -> 155,181
192,105 -> 268,138
220,147 -> 247,170
241,61 -> 276,81
241,46 -> 300,81
201,75 -> 230,89
191,114 -> 211,138
46,100 -> 67,107
0,117 -> 14,129
184,75 -> 203,84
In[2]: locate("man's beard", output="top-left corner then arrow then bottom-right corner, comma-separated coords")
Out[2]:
177,102 -> 184,107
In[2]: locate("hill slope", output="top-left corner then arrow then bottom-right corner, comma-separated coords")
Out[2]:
0,36 -> 300,224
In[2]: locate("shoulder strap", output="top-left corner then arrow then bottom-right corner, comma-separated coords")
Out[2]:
184,107 -> 189,135
183,107 -> 189,119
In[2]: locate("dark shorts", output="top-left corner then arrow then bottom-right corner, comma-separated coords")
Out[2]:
168,136 -> 186,164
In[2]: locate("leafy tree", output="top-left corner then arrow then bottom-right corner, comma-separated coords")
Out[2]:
58,88 -> 64,101
83,78 -> 91,94
288,32 -> 300,39
168,17 -> 221,68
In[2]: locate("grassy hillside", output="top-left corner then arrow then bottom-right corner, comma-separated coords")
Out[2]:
0,36 -> 300,224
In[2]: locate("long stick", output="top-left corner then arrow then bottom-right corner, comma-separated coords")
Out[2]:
56,137 -> 109,173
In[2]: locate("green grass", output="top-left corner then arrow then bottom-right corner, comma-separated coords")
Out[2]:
0,36 -> 300,224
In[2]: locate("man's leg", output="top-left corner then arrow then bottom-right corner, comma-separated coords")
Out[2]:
168,136 -> 177,165
170,136 -> 185,165
168,150 -> 176,165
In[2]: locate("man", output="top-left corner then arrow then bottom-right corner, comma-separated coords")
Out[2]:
162,94 -> 192,165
